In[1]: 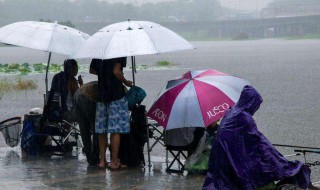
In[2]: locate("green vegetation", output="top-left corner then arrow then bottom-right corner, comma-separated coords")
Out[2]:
0,0 -> 222,24
156,61 -> 171,66
49,64 -> 63,73
0,63 -> 63,75
0,61 -> 175,75
32,63 -> 47,73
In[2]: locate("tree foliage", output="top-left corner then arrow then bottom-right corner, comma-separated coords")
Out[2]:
0,0 -> 223,25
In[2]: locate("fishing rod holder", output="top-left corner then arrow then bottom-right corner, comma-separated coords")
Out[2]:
294,149 -> 320,166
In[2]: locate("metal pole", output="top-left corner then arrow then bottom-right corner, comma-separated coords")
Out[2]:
146,124 -> 152,172
45,52 -> 52,94
131,56 -> 136,85
273,144 -> 320,150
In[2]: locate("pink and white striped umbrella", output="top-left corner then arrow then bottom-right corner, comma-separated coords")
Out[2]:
147,69 -> 250,130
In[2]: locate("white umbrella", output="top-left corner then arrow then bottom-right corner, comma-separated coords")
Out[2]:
72,20 -> 194,84
0,21 -> 90,92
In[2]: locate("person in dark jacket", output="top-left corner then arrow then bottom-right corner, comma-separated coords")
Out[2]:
43,59 -> 83,123
203,85 -> 311,190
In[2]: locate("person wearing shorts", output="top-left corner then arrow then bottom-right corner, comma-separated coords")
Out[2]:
90,58 -> 132,169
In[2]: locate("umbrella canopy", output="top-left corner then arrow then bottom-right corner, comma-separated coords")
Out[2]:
72,20 -> 194,59
0,21 -> 89,55
146,69 -> 250,130
71,20 -> 194,85
0,21 -> 90,92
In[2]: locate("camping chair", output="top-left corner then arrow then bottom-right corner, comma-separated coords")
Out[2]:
164,127 -> 205,173
20,112 -> 71,155
0,117 -> 22,147
42,93 -> 81,154
20,92 -> 80,156
165,144 -> 189,173
146,118 -> 166,171
42,119 -> 80,154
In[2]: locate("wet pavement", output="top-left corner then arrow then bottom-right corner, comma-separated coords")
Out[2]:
2,40 -> 320,188
0,147 -> 205,190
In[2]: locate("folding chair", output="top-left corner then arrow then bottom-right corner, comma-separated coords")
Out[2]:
146,118 -> 166,171
164,127 -> 205,173
45,91 -> 82,152
42,120 -> 81,155
20,91 -> 81,156
165,145 -> 189,173
20,113 -> 70,155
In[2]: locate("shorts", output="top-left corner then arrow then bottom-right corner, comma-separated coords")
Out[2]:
95,97 -> 130,134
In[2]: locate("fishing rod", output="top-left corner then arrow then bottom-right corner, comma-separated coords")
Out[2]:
273,144 -> 320,150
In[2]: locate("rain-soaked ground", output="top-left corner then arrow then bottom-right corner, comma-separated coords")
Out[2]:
2,40 -> 320,189
0,147 -> 204,190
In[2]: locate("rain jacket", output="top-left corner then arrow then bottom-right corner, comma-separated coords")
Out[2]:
42,71 -> 70,122
203,85 -> 311,190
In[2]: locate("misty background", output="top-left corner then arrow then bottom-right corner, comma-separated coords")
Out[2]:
0,0 -> 271,23
0,0 -> 320,39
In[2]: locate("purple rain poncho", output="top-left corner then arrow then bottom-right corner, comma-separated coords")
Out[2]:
203,85 -> 311,190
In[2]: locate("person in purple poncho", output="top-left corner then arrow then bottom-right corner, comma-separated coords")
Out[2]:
203,85 -> 312,190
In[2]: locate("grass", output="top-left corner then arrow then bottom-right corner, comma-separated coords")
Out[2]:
156,60 -> 171,66
0,78 -> 11,96
14,77 -> 37,90
0,79 -> 11,100
0,77 -> 37,100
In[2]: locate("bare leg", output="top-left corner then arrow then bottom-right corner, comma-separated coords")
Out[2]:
109,133 -> 120,169
98,133 -> 108,167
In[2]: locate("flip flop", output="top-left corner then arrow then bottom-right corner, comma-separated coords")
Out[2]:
107,162 -> 121,171
117,159 -> 128,169
119,164 -> 127,169
96,163 -> 106,169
